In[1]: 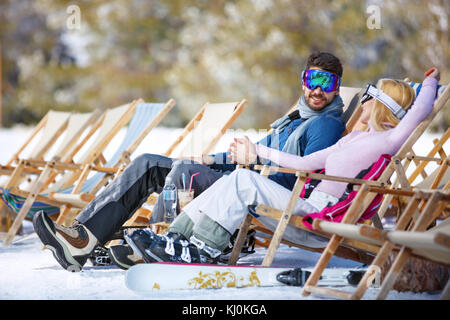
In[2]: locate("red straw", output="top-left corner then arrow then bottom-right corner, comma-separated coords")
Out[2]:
189,172 -> 200,193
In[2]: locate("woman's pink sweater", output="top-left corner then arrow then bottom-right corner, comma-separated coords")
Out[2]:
256,77 -> 438,198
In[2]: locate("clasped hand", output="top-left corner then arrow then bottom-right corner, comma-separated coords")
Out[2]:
227,135 -> 258,165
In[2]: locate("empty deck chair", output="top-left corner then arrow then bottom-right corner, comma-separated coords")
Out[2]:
1,100 -> 144,245
121,99 -> 248,229
51,100 -> 176,225
164,100 -> 248,158
1,100 -> 176,238
0,109 -> 101,232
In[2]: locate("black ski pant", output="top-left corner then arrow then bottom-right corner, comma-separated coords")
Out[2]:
75,154 -> 224,244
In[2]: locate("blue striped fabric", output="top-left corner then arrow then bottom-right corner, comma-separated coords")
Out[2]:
409,82 -> 445,100
1,102 -> 166,219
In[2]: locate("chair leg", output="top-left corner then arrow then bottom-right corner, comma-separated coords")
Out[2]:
0,204 -> 13,233
376,247 -> 412,300
351,242 -> 396,300
301,185 -> 371,297
2,165 -> 53,245
261,176 -> 306,267
301,234 -> 345,297
228,214 -> 253,265
375,192 -> 442,300
350,196 -> 422,300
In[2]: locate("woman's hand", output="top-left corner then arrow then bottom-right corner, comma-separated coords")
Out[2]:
227,136 -> 257,165
425,67 -> 440,82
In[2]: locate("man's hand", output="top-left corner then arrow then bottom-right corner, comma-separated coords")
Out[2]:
227,135 -> 257,165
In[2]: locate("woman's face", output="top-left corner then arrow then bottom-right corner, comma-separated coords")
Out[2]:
360,98 -> 375,125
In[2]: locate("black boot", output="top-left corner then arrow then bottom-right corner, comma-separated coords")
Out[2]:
125,228 -> 221,264
108,244 -> 144,270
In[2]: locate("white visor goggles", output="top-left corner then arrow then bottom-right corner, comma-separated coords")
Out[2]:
360,84 -> 406,120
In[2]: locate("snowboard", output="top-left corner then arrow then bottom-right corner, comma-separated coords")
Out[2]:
125,262 -> 366,294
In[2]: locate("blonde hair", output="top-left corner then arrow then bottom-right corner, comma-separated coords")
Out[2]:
369,79 -> 416,131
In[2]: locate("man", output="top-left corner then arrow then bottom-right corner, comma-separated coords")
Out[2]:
32,51 -> 346,272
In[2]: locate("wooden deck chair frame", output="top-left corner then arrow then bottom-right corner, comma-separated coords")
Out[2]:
0,111 -> 71,171
308,160 -> 449,300
1,99 -> 176,230
163,100 -> 248,158
49,99 -> 176,225
375,128 -> 449,221
122,99 -> 248,228
0,109 -> 102,232
0,110 -> 70,231
228,83 -> 449,272
297,83 -> 450,298
2,99 -> 142,245
376,209 -> 450,300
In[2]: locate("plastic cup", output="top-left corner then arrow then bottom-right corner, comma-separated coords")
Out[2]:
178,190 -> 194,210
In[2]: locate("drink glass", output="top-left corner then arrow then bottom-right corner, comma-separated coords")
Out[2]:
178,190 -> 194,211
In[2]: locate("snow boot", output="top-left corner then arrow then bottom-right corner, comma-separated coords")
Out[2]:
219,228 -> 256,263
32,210 -> 99,272
108,243 -> 144,270
123,228 -> 162,263
125,228 -> 221,264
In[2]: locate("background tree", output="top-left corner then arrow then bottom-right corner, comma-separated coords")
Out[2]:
0,0 -> 448,130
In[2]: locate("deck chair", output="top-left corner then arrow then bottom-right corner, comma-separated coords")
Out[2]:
0,110 -> 71,170
0,109 -> 101,232
0,110 -> 71,231
1,100 -> 176,239
162,100 -> 248,158
308,161 -> 449,300
297,84 -> 450,298
49,99 -> 176,225
375,190 -> 449,299
228,83 -> 449,273
1,99 -> 146,245
122,100 -> 248,228
376,128 -> 449,220
376,213 -> 450,300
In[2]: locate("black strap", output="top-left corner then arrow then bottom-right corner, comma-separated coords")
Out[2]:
288,110 -> 300,120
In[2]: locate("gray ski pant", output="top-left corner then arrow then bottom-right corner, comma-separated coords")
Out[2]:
75,154 -> 224,244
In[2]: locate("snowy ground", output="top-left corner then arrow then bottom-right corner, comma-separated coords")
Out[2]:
0,125 -> 447,300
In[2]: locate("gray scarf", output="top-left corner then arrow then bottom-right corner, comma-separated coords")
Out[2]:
269,95 -> 344,155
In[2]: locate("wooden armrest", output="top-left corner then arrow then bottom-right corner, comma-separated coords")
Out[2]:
252,165 -> 385,187
49,192 -> 94,207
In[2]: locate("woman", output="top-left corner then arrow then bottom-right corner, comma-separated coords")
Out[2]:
126,67 -> 440,264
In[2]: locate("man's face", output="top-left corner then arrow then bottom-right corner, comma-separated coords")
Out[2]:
302,66 -> 340,111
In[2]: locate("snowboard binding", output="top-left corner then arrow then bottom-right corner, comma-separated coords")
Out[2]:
88,245 -> 112,266
276,268 -> 312,286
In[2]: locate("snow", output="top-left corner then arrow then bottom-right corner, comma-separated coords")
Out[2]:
0,125 -> 447,300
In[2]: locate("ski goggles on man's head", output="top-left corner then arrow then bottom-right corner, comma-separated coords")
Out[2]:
360,84 -> 406,119
301,69 -> 341,93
